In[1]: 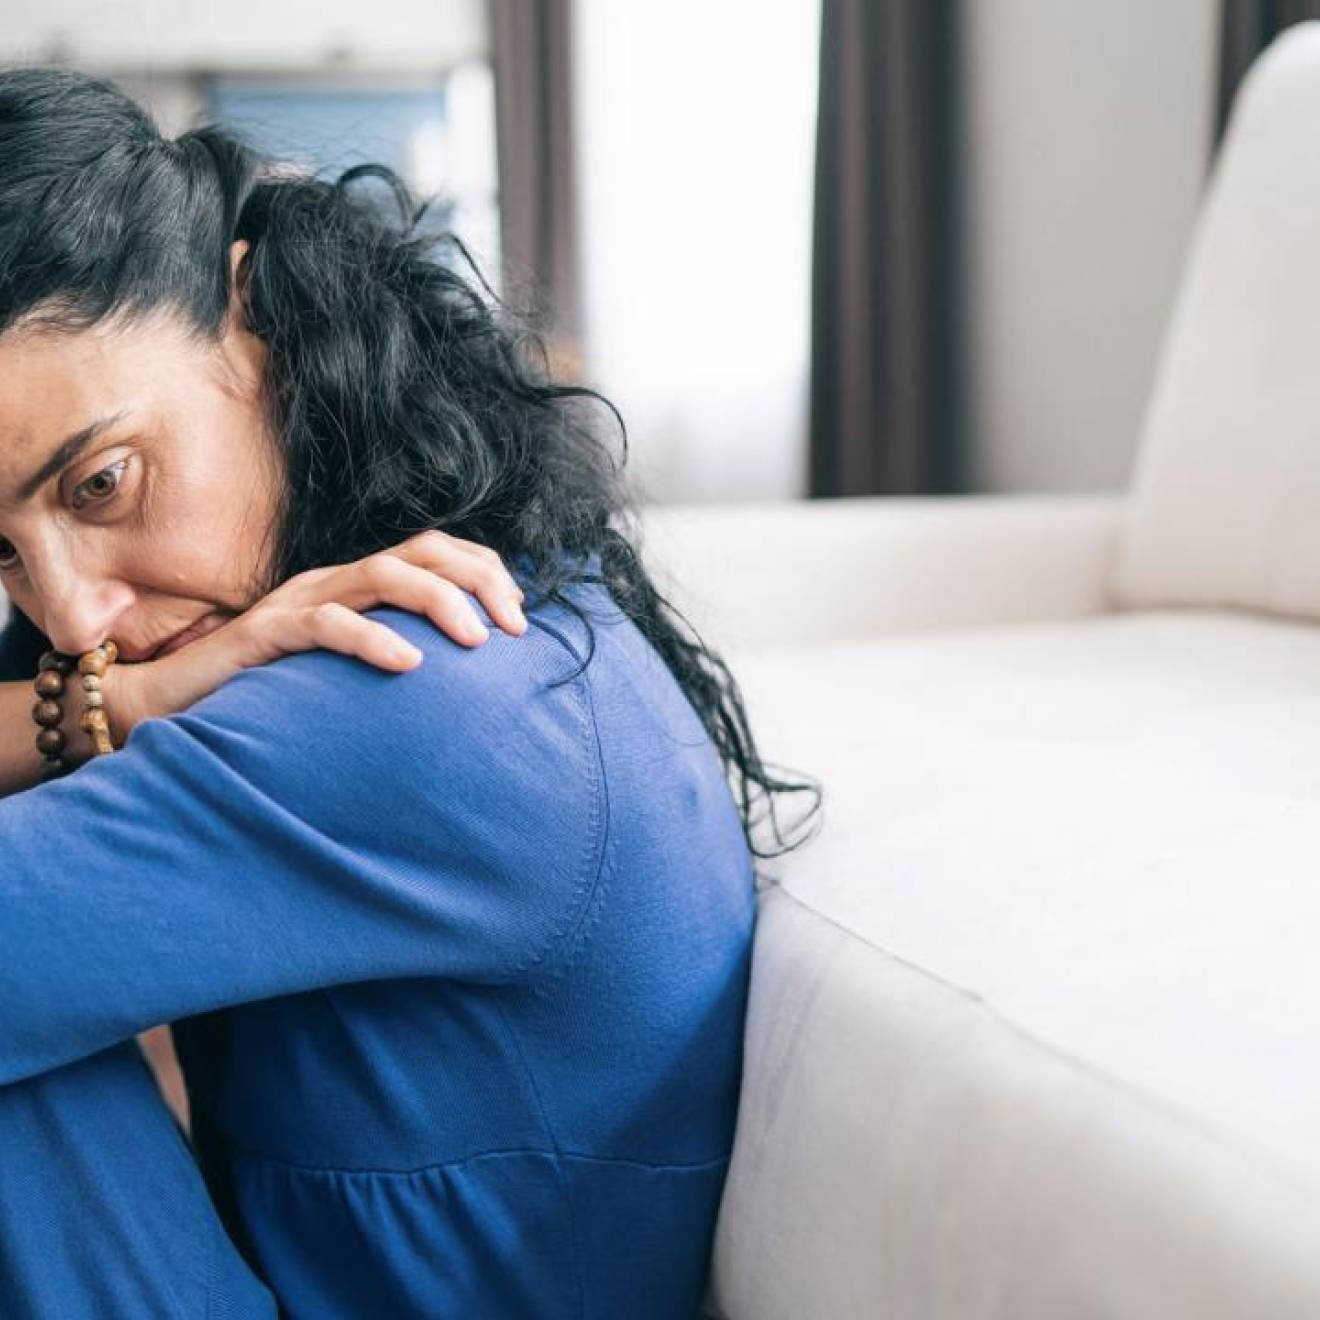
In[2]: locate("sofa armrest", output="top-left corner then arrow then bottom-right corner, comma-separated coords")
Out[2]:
637,493 -> 1126,651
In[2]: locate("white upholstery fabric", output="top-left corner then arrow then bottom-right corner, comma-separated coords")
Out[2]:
690,23 -> 1320,1314
707,610 -> 1320,1319
1111,24 -> 1320,620
641,493 -> 1124,650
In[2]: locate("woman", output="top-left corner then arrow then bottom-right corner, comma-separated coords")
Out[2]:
0,66 -> 816,1318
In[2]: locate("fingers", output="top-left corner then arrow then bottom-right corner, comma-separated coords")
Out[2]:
383,530 -> 527,636
288,570 -> 498,678
356,555 -> 503,648
260,530 -> 531,653
302,602 -> 424,671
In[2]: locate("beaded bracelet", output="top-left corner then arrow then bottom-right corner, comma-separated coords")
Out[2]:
32,640 -> 119,780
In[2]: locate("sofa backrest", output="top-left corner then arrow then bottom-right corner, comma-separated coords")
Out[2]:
1109,23 -> 1320,621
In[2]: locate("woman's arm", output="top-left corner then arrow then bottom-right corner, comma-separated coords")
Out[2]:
0,678 -> 73,797
0,609 -> 104,796
0,530 -> 528,798
0,602 -> 605,1088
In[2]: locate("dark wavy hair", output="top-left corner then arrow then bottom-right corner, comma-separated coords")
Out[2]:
0,65 -> 820,860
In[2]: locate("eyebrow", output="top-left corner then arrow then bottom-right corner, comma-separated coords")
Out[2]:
14,410 -> 128,503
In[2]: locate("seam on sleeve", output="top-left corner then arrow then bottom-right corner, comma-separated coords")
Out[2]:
136,629 -> 610,991
228,1143 -> 732,1178
531,663 -> 616,991
510,663 -> 610,989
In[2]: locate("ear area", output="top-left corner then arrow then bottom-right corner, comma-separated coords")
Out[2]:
227,238 -> 251,290
223,237 -> 254,330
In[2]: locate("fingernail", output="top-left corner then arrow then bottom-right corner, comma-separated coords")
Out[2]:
392,642 -> 422,664
467,616 -> 490,643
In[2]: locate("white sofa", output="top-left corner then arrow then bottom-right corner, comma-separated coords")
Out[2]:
643,24 -> 1320,1320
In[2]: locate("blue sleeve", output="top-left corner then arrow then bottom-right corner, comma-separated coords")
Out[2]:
0,606 -> 607,1086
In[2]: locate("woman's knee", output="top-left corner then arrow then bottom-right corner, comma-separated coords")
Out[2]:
0,1042 -> 274,1318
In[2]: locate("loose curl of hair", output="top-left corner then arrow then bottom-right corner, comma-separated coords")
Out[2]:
0,65 -> 820,861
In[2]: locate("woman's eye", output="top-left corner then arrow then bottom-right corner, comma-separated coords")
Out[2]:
70,460 -> 127,510
0,536 -> 18,570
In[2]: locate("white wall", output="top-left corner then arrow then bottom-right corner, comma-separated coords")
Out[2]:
0,0 -> 485,71
573,0 -> 820,504
961,0 -> 1218,493
0,3 -> 500,301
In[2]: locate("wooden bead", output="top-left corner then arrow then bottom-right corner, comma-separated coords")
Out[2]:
33,645 -> 120,763
38,652 -> 75,675
32,699 -> 63,727
79,707 -> 109,734
35,727 -> 65,757
34,670 -> 65,698
82,704 -> 113,755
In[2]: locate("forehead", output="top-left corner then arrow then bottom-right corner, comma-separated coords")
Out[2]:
0,312 -> 197,472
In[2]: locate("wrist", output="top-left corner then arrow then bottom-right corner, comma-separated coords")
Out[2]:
98,659 -> 149,749
55,696 -> 94,767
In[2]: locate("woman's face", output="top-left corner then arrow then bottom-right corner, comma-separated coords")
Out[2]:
0,247 -> 282,662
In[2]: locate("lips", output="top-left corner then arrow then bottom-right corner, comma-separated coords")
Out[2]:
146,612 -> 228,661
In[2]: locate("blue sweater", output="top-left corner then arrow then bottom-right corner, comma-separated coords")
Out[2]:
0,565 -> 755,1317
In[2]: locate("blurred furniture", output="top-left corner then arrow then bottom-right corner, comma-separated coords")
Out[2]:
644,24 -> 1320,1319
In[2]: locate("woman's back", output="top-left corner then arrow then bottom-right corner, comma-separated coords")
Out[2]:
161,572 -> 758,1316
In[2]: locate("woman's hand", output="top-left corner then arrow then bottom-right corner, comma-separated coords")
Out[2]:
101,530 -> 528,748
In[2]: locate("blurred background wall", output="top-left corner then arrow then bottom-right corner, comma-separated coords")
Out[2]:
962,0 -> 1216,494
0,0 -> 502,311
0,2 -> 1288,505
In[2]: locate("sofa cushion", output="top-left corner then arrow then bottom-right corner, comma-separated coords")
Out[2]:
1110,24 -> 1320,620
708,610 -> 1320,1319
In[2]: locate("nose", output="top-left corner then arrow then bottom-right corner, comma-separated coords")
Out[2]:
33,563 -> 135,657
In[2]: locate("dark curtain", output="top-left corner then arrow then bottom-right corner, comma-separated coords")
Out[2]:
488,0 -> 582,376
1217,1 -> 1320,144
809,0 -> 961,498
